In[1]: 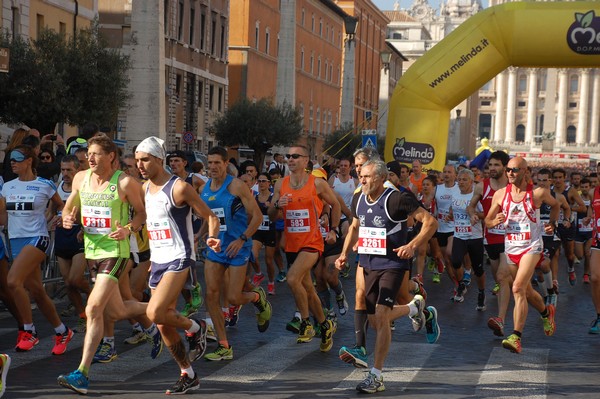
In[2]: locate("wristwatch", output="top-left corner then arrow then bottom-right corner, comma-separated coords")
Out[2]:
240,233 -> 248,242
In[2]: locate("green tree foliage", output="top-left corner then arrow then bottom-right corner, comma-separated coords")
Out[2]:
212,97 -> 302,168
0,24 -> 129,134
322,123 -> 362,161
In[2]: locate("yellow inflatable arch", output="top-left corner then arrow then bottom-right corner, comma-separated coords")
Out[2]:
385,2 -> 600,171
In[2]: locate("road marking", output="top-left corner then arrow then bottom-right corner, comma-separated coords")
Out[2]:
476,347 -> 549,399
334,342 -> 438,391
204,336 -> 315,384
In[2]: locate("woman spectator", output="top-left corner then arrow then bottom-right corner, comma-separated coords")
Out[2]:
0,145 -> 74,354
37,149 -> 60,182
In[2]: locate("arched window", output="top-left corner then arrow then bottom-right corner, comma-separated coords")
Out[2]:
515,124 -> 525,142
569,75 -> 579,94
567,125 -> 577,144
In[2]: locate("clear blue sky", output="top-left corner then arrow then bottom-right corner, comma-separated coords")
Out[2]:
372,0 -> 489,12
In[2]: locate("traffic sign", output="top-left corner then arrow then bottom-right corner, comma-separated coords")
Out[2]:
362,129 -> 377,148
182,131 -> 195,144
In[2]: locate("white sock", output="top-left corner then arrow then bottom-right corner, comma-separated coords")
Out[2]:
24,323 -> 36,334
186,319 -> 200,334
371,367 -> 382,378
181,366 -> 195,378
132,322 -> 143,332
103,336 -> 115,349
145,323 -> 158,336
54,323 -> 67,335
408,302 -> 418,318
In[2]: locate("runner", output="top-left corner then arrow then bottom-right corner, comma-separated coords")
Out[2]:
268,144 -> 340,351
334,159 -> 437,393
575,178 -> 593,284
1,145 -> 73,354
251,173 -> 277,294
485,157 -> 558,353
201,146 -> 271,361
57,134 -> 151,394
135,137 -> 221,394
435,164 -> 460,283
587,178 -> 600,333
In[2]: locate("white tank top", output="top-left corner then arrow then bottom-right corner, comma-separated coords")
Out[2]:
332,176 -> 356,209
435,183 -> 460,233
451,190 -> 483,240
501,184 -> 543,256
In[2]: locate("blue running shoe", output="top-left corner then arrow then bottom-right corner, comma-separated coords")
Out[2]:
425,306 -> 440,344
463,270 -> 472,286
589,318 -> 600,334
149,329 -> 163,359
93,342 -> 117,363
57,369 -> 89,395
338,345 -> 368,368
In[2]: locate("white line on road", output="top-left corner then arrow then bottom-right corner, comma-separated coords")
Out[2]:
476,347 -> 549,399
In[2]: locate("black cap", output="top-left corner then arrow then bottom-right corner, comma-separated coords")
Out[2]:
166,150 -> 186,162
386,161 -> 402,177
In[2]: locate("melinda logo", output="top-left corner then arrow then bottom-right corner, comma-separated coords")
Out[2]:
392,138 -> 435,165
567,10 -> 600,54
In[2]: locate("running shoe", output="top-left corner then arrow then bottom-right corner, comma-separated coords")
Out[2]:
575,257 -> 581,264
425,306 -> 440,344
476,291 -> 486,311
124,329 -> 146,344
542,304 -> 556,336
276,271 -> 287,282
186,317 -> 208,362
180,302 -> 198,318
93,342 -> 117,363
412,277 -> 428,301
206,324 -> 217,342
52,328 -> 74,355
502,334 -> 522,354
57,369 -> 89,395
487,317 -> 505,337
356,372 -> 385,394
452,283 -> 467,303
228,305 -> 242,327
589,318 -> 600,334
14,330 -> 24,349
252,286 -> 272,332
149,329 -> 163,359
568,269 -> 577,286
432,272 -> 441,284
426,256 -> 435,271
297,319 -> 315,343
340,262 -> 351,278
492,283 -> 500,296
286,316 -> 301,333
336,291 -> 349,316
549,292 -> 558,308
15,331 -> 39,352
0,354 -> 11,399
73,317 -> 87,334
190,283 -> 203,309
166,372 -> 199,395
339,345 -> 368,368
463,270 -> 472,286
252,273 -> 265,287
390,320 -> 396,331
409,294 -> 426,332
267,282 -> 275,295
584,274 -> 591,284
320,319 -> 336,352
60,304 -> 75,317
204,344 -> 233,361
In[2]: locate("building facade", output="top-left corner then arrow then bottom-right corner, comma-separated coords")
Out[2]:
228,0 -> 348,158
99,0 -> 229,152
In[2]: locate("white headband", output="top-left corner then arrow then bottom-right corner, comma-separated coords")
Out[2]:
136,136 -> 166,160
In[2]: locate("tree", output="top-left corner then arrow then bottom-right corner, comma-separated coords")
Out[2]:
322,123 -> 362,161
212,97 -> 302,169
0,23 -> 129,134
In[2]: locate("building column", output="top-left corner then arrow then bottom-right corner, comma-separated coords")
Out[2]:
556,68 -> 569,145
577,69 -> 590,145
340,39 -> 356,125
591,69 -> 600,144
276,0 -> 296,106
505,67 -> 517,142
493,71 -> 506,142
525,68 -> 538,145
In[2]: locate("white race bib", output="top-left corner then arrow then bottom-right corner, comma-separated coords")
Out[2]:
506,221 -> 531,245
82,205 -> 112,234
286,209 -> 310,233
212,207 -> 227,232
147,218 -> 173,248
358,226 -> 387,255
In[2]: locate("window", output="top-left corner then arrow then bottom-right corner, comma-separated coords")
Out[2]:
198,81 -> 203,107
298,103 -> 304,126
569,102 -> 578,108
309,106 -> 314,133
518,75 -> 527,92
316,109 -> 321,134
265,28 -> 270,54
567,125 -> 577,143
518,101 -> 526,107
317,57 -> 321,78
218,87 -> 223,112
164,0 -> 169,35
515,124 -> 525,142
200,9 -> 206,50
255,22 -> 260,50
211,12 -> 217,55
300,48 -> 304,70
189,5 -> 195,46
220,17 -> 226,57
311,14 -> 315,32
392,32 -> 402,39
59,22 -> 66,35
301,8 -> 305,26
36,14 -> 44,39
11,7 -> 21,37
177,0 -> 184,40
570,75 -> 579,94
324,61 -> 328,80
538,72 -> 547,91
209,84 -> 214,110
319,19 -> 323,36
329,65 -> 333,82
175,74 -> 182,103
481,100 -> 491,106
310,53 -> 314,74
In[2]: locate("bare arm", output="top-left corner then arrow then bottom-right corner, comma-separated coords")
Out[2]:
62,170 -> 85,229
267,179 -> 283,221
316,178 -> 341,233
394,207 -> 438,259
484,189 -> 506,229
569,188 -> 587,213
335,216 -> 360,270
467,181 -> 484,223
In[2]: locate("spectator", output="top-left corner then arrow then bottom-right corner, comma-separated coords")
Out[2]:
191,161 -> 208,182
37,149 -> 60,182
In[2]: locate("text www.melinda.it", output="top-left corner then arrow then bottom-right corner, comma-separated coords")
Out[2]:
429,38 -> 490,88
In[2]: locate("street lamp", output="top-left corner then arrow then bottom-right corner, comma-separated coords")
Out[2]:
380,49 -> 392,72
344,16 -> 358,42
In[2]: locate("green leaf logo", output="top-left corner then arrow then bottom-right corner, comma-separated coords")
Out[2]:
395,137 -> 405,147
576,10 -> 595,28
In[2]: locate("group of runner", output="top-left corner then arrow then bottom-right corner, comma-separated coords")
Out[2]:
1,135 -> 599,396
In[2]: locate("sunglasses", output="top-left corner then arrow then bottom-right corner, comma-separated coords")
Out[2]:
257,179 -> 270,183
10,151 -> 27,162
40,155 -> 51,160
286,153 -> 306,159
506,167 -> 521,174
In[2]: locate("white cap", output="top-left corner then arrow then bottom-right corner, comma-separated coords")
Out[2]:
136,136 -> 166,160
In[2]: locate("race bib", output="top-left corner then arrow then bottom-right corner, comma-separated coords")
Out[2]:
578,219 -> 593,232
212,207 -> 227,232
358,226 -> 386,255
320,223 -> 330,238
286,209 -> 310,233
506,221 -> 531,245
488,224 -> 505,235
258,215 -> 271,231
82,205 -> 112,234
454,220 -> 472,239
6,194 -> 34,214
437,210 -> 449,222
147,218 -> 173,248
